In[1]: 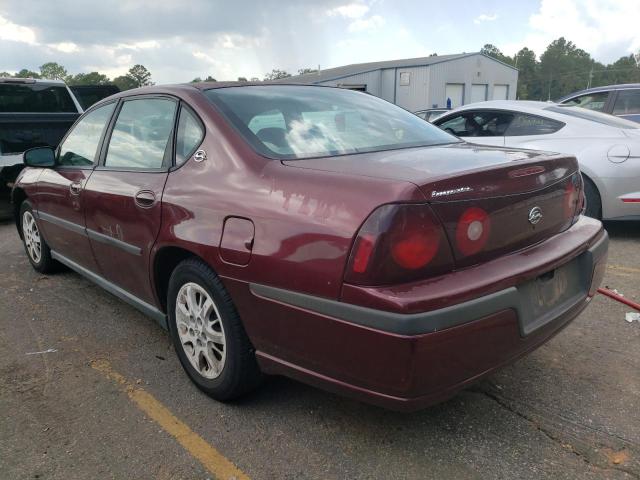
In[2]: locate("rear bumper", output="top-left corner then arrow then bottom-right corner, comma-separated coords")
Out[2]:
231,216 -> 608,411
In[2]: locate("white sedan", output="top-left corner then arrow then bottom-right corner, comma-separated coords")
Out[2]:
433,100 -> 640,220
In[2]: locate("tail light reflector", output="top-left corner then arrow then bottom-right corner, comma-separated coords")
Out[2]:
455,207 -> 491,256
345,204 -> 454,286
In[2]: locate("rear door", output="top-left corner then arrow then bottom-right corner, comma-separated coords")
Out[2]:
36,101 -> 116,271
611,89 -> 640,123
83,95 -> 178,304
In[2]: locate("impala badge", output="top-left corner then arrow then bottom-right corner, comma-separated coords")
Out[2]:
528,206 -> 543,225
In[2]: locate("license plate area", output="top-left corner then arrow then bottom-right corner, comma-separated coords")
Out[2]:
516,256 -> 589,336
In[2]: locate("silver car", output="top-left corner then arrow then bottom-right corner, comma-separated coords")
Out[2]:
433,100 -> 640,221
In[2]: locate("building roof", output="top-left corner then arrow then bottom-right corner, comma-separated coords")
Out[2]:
282,52 -> 518,84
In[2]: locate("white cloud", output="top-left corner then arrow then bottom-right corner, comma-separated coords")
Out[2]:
327,3 -> 369,19
0,14 -> 37,44
500,0 -> 640,62
473,13 -> 498,25
48,42 -> 79,53
348,14 -> 385,32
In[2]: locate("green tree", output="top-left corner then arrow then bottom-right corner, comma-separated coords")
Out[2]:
67,72 -> 111,85
0,71 -> 11,78
14,69 -> 40,79
264,69 -> 291,80
190,77 -> 203,83
297,68 -> 318,75
204,75 -> 217,82
250,77 -> 260,82
539,37 -> 594,100
237,76 -> 248,82
480,44 -> 514,65
39,62 -> 68,80
113,75 -> 138,91
513,47 -> 538,99
126,64 -> 153,88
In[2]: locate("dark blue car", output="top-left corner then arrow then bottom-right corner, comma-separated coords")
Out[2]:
558,84 -> 640,123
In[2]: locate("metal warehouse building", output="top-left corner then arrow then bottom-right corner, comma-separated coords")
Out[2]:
286,52 -> 518,112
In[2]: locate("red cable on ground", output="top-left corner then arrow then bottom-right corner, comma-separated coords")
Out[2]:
597,287 -> 640,312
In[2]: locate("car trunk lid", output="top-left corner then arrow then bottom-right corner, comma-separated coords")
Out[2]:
284,143 -> 581,269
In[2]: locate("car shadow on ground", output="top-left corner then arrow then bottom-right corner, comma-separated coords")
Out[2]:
604,220 -> 640,239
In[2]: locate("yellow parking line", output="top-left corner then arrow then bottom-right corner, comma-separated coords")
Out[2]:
91,360 -> 250,480
607,264 -> 640,275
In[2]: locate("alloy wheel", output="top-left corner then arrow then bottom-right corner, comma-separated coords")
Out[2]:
22,211 -> 42,264
175,282 -> 227,379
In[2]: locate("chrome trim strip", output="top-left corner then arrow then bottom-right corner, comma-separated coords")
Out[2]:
51,250 -> 167,330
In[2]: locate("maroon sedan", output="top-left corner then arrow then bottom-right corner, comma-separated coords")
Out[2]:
13,83 -> 608,411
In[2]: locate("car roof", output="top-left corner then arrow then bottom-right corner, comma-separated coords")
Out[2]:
558,83 -> 640,101
0,77 -> 67,86
443,100 -> 554,114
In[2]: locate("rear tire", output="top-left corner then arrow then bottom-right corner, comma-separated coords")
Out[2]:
582,175 -> 602,219
19,201 -> 58,274
167,258 -> 262,401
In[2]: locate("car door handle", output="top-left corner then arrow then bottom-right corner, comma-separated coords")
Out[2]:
134,190 -> 156,208
69,182 -> 82,195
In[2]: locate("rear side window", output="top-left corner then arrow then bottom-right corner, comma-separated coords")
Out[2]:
612,90 -> 640,116
105,98 -> 177,169
58,102 -> 116,166
505,113 -> 564,136
562,92 -> 608,112
175,106 -> 205,166
436,111 -> 514,137
0,84 -> 77,113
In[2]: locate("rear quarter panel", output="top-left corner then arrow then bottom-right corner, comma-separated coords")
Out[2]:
154,94 -> 423,302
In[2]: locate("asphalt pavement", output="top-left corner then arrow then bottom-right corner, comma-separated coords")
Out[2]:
1,219 -> 639,480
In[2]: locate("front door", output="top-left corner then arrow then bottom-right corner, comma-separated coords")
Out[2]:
36,102 -> 116,271
83,96 -> 178,303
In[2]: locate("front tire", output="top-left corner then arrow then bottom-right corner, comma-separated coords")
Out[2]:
20,201 -> 57,273
167,258 -> 262,401
582,175 -> 602,219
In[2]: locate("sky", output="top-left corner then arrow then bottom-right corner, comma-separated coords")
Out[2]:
1,0 -> 639,83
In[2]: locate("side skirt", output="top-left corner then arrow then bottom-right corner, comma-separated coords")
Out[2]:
51,250 -> 168,330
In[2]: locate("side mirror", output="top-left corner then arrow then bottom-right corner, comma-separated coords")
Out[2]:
24,147 -> 56,167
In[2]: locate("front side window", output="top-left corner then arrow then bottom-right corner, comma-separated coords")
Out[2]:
105,98 -> 177,169
175,106 -> 205,166
436,111 -> 514,137
204,85 -> 457,160
505,113 -> 564,136
612,90 -> 640,116
562,92 -> 608,112
58,102 -> 116,167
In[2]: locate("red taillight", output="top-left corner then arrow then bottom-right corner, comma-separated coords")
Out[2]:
351,234 -> 374,273
455,207 -> 491,256
564,176 -> 580,219
391,230 -> 440,269
345,204 -> 454,286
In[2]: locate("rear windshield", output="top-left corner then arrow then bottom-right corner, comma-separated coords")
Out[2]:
0,83 -> 77,113
545,105 -> 639,129
204,85 -> 457,159
70,85 -> 120,110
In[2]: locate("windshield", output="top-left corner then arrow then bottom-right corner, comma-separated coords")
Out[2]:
204,85 -> 457,159
0,83 -> 78,113
545,104 -> 639,129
